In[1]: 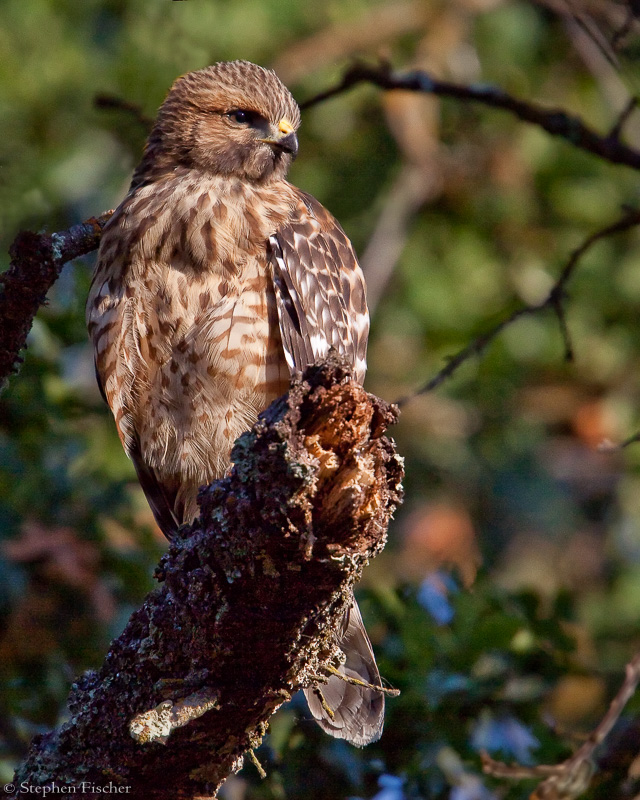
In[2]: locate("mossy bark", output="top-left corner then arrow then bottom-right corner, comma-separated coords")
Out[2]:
13,356 -> 403,799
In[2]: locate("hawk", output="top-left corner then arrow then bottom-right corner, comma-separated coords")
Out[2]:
87,60 -> 383,746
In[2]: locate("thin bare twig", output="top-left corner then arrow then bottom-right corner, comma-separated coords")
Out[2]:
300,62 -> 640,171
94,94 -> 154,131
482,651 -> 640,800
560,0 -> 621,70
248,749 -> 267,779
611,3 -> 640,51
562,10 -> 640,150
396,208 -> 640,407
608,97 -> 639,141
323,664 -> 401,696
598,430 -> 640,452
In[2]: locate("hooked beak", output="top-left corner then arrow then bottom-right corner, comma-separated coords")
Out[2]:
274,130 -> 299,157
260,118 -> 299,159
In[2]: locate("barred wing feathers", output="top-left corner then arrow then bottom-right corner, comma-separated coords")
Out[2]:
269,191 -> 384,747
269,191 -> 369,384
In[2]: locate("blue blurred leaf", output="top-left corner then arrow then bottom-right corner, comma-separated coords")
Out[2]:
370,774 -> 405,800
450,779 -> 497,800
417,572 -> 457,625
425,670 -> 472,709
470,709 -> 539,764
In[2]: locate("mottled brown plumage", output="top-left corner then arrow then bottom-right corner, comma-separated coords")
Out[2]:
87,60 -> 381,745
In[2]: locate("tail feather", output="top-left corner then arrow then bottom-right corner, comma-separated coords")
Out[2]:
304,599 -> 384,747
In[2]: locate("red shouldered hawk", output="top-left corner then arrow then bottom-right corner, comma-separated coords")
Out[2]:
87,61 -> 383,746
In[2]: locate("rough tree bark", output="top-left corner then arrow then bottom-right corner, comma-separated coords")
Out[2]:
0,212 -> 112,389
11,356 -> 404,800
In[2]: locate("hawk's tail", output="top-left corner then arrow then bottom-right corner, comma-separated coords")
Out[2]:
303,599 -> 385,747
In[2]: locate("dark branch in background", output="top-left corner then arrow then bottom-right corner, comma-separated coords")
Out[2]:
11,357 -> 404,800
396,208 -> 640,407
482,650 -> 640,800
94,94 -> 154,131
534,0 -> 640,58
611,1 -> 640,51
0,212 -> 113,390
599,429 -> 640,452
300,62 -> 640,170
558,0 -> 621,71
608,96 -> 638,141
2,61 -> 638,394
0,52 -> 639,800
3,194 -> 615,407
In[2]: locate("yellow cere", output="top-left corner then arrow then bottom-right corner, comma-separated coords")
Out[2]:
278,118 -> 295,134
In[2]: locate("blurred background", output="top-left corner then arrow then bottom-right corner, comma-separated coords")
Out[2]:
3,1 -> 640,797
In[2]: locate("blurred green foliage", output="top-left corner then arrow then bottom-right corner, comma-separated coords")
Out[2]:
3,1 -> 640,798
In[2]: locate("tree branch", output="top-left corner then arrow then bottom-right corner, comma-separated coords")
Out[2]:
482,650 -> 640,800
11,356 -> 404,800
300,62 -> 640,170
0,212 -> 113,390
5,58 -> 639,393
94,94 -> 154,130
396,207 -> 640,406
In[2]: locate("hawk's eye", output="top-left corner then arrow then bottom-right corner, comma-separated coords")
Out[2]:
227,109 -> 253,125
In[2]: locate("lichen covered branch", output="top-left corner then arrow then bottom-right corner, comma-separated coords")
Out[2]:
12,357 -> 404,800
0,212 -> 112,389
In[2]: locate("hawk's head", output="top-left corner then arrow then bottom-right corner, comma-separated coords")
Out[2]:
148,61 -> 301,183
